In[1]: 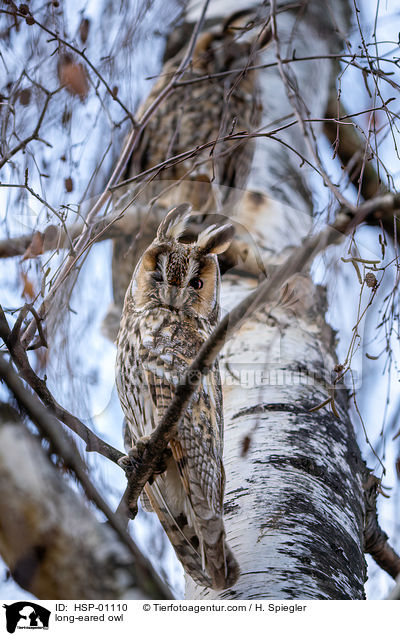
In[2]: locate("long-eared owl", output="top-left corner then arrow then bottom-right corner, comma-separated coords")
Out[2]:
115,204 -> 239,590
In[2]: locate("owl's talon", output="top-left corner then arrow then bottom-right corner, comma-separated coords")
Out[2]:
118,437 -> 171,479
118,452 -> 139,472
135,436 -> 151,455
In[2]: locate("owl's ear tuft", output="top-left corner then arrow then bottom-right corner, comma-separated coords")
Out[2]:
197,223 -> 235,255
157,203 -> 192,241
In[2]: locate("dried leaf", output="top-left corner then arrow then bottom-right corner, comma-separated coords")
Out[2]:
79,17 -> 90,44
65,177 -> 73,193
21,272 -> 36,300
43,224 -> 59,251
19,88 -> 31,106
333,364 -> 344,373
365,272 -> 377,289
58,56 -> 89,99
21,231 -> 44,261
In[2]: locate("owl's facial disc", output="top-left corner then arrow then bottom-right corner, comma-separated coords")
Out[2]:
133,237 -> 221,321
144,243 -> 212,312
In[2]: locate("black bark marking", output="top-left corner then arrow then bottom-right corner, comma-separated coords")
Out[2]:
266,455 -> 343,496
271,488 -> 366,599
232,402 -> 309,419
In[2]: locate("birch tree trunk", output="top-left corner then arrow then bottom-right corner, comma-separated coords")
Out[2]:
183,0 -> 367,600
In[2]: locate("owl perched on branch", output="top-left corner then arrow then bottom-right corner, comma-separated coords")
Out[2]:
115,204 -> 238,590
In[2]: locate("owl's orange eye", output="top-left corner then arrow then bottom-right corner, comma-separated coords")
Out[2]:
189,277 -> 203,290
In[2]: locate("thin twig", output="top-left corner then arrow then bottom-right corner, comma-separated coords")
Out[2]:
0,87 -> 62,169
269,0 -> 354,210
0,8 -> 136,125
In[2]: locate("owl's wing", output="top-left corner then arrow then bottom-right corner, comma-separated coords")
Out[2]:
139,354 -> 237,590
142,364 -> 219,588
118,349 -> 212,586
143,357 -> 224,515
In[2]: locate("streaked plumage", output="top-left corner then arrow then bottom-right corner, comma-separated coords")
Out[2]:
116,205 -> 239,589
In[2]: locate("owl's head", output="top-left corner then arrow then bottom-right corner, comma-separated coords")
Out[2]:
129,204 -> 234,323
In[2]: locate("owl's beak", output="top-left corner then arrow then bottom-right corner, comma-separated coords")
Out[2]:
168,286 -> 179,307
162,285 -> 186,310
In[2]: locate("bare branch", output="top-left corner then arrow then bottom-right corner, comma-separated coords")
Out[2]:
323,95 -> 400,251
0,306 -> 123,464
0,86 -> 62,169
0,209 -> 142,259
363,472 -> 400,580
324,94 -> 384,201
19,0 -> 212,349
269,0 -> 355,210
0,401 -> 172,599
0,7 -> 136,125
173,53 -> 400,90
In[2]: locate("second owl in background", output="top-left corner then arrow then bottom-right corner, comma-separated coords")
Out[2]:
116,204 -> 238,590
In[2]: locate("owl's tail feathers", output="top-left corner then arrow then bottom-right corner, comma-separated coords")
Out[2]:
177,533 -> 239,590
144,479 -> 239,590
192,499 -> 239,590
203,536 -> 240,590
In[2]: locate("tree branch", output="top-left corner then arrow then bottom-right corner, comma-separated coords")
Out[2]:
0,87 -> 61,169
19,0 -> 211,349
363,472 -> 400,580
323,94 -> 400,247
0,306 -> 123,464
0,401 -> 172,599
0,209 -> 142,259
1,7 -> 136,125
324,94 -> 384,201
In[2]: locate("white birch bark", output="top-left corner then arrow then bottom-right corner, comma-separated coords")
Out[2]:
185,0 -> 367,599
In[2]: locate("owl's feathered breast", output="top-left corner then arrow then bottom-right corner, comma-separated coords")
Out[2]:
116,303 -> 224,512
